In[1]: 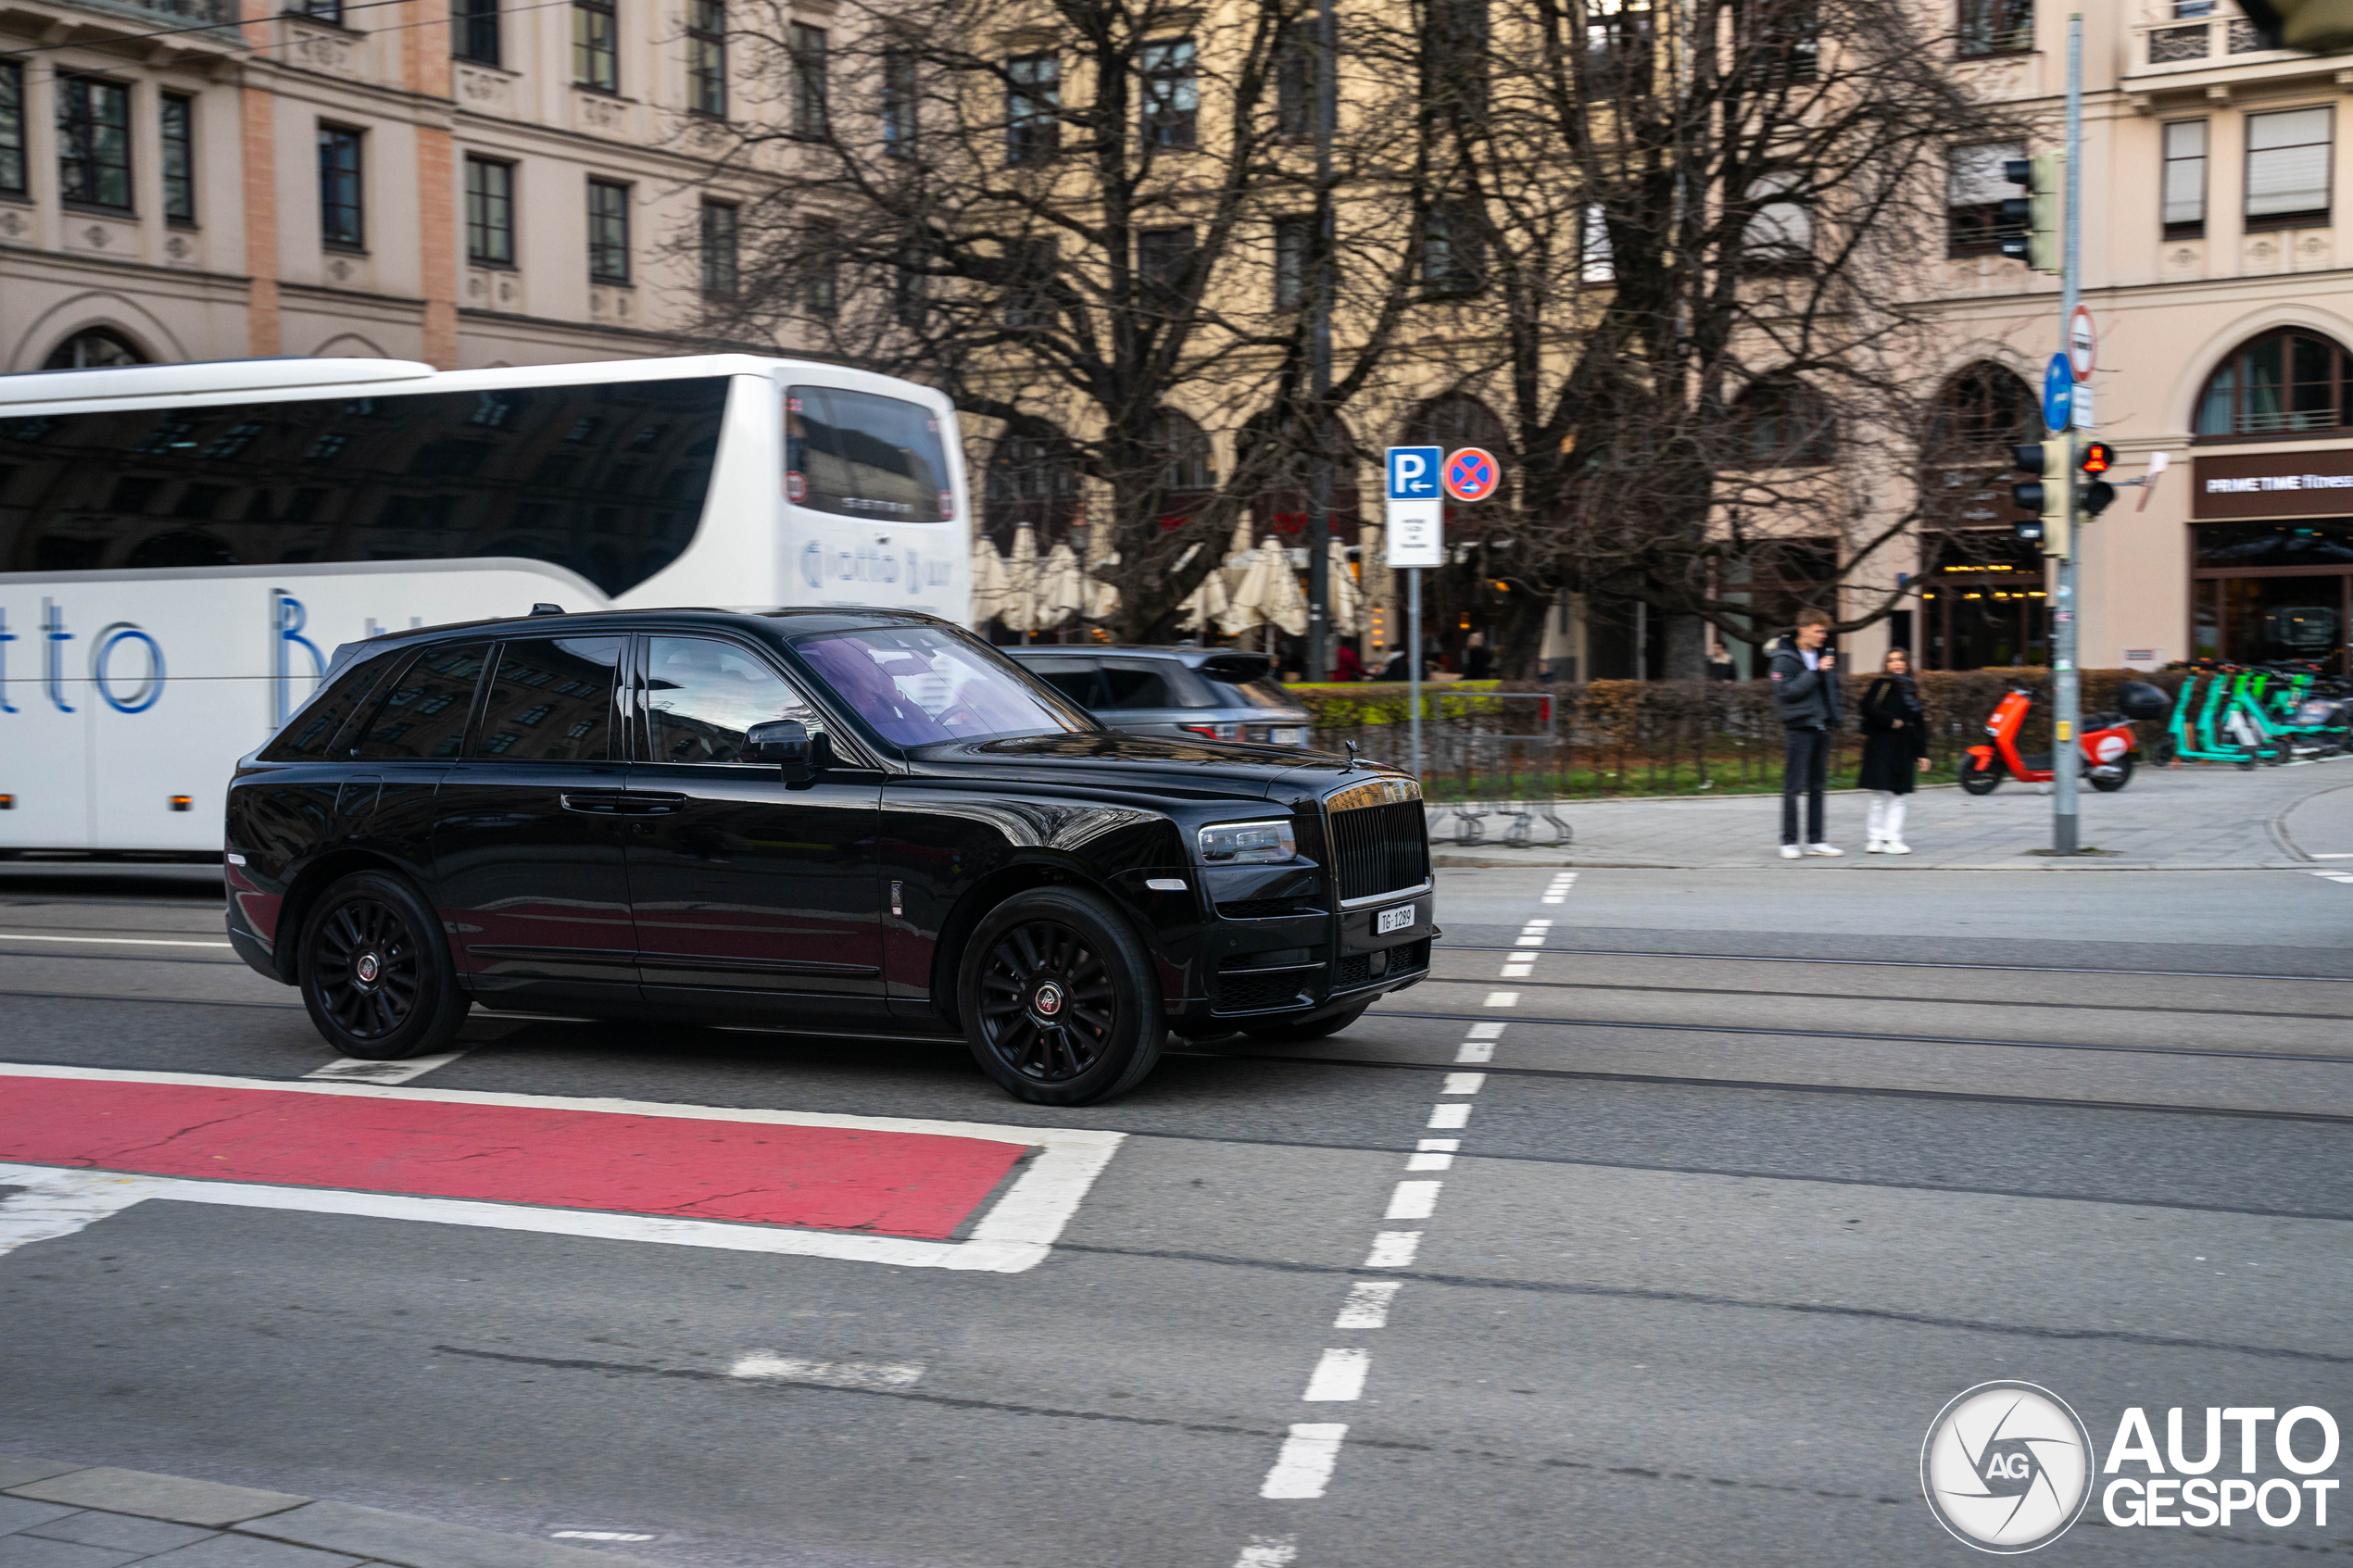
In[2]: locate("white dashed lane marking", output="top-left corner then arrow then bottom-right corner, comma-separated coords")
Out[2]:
1427,1102 -> 1471,1130
1441,1072 -> 1485,1095
1232,1535 -> 1300,1566
1363,1231 -> 1421,1268
1455,1021 -> 1505,1064
304,1051 -> 470,1085
1484,991 -> 1518,1008
729,1352 -> 925,1388
1385,1180 -> 1441,1221
1333,1282 -> 1402,1329
1302,1348 -> 1370,1402
1408,1138 -> 1457,1172
1260,1425 -> 1350,1499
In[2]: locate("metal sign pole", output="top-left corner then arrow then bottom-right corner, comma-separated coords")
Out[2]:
2053,12 -> 2084,855
1408,567 -> 1424,783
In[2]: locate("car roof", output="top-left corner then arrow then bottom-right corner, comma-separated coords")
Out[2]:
1001,645 -> 1274,671
339,605 -> 957,656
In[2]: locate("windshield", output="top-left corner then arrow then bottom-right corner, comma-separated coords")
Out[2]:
793,626 -> 1094,748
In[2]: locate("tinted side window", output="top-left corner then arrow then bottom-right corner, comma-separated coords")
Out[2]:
786,385 -> 950,523
258,654 -> 392,759
1021,659 -> 1107,709
1098,659 -> 1180,709
0,379 -> 725,594
351,643 -> 492,759
472,637 -> 623,759
645,635 -> 815,765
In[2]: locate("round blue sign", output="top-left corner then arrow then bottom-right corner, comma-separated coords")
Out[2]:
2042,354 -> 2074,433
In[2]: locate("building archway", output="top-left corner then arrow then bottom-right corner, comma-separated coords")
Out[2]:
43,327 -> 149,369
1918,360 -> 2046,671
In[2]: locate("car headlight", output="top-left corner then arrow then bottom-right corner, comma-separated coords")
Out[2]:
1197,819 -> 1296,864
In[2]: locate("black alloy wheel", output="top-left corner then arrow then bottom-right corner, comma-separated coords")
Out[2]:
298,871 -> 471,1060
960,887 -> 1164,1105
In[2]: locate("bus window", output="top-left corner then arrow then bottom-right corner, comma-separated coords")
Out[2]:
0,379 -> 727,595
786,386 -> 951,523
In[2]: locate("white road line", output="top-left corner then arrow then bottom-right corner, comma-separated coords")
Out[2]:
1363,1231 -> 1421,1268
1385,1181 -> 1441,1221
550,1532 -> 658,1543
0,1065 -> 1126,1274
0,934 -> 233,948
1260,1424 -> 1350,1499
730,1352 -> 925,1388
303,1051 -> 470,1085
0,1169 -> 157,1257
1499,965 -> 1533,978
1427,1103 -> 1471,1130
1406,1149 -> 1453,1172
1466,1022 -> 1507,1040
1333,1282 -> 1402,1329
2312,852 -> 2353,859
1483,991 -> 1518,1007
1441,1072 -> 1486,1095
1302,1348 -> 1370,1402
1523,918 -> 1554,927
1513,935 -> 1546,947
1453,1041 -> 1493,1064
1231,1536 -> 1300,1567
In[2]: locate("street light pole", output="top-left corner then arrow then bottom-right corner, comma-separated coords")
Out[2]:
2053,12 -> 2084,854
1304,0 -> 1338,681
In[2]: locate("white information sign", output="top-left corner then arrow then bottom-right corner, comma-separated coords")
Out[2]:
1385,499 -> 1443,567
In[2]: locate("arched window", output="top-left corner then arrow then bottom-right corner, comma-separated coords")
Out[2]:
1398,392 -> 1509,467
1730,379 -> 1835,465
1926,360 -> 2035,461
984,430 -> 1082,547
2196,329 -> 2353,436
1148,408 -> 1215,494
44,328 -> 147,369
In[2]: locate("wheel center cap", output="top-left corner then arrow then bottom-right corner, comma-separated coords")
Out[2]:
1032,981 -> 1064,1018
355,952 -> 381,985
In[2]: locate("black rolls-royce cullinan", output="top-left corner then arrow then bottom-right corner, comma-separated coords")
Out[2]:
224,607 -> 1436,1104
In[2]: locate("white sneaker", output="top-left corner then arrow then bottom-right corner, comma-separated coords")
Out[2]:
1780,845 -> 1803,859
1865,840 -> 1886,854
1807,843 -> 1843,857
1883,841 -> 1913,855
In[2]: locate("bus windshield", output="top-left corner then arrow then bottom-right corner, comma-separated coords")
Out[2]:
786,386 -> 953,523
793,626 -> 1090,749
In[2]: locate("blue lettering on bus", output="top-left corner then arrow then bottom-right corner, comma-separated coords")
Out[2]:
92,622 -> 166,713
42,599 -> 72,713
906,548 -> 921,596
271,591 -> 323,727
0,608 -> 15,714
801,542 -> 824,589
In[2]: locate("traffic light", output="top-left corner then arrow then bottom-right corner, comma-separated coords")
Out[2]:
2000,154 -> 2063,275
2080,440 -> 2118,517
2010,439 -> 2071,556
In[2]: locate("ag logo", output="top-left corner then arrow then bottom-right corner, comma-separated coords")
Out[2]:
1921,1382 -> 2093,1553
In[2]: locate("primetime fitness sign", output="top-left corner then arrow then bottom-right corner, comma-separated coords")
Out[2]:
2196,448 -> 2353,519
1922,1382 -> 2341,1552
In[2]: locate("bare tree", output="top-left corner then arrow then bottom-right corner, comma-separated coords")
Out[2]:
690,0 -> 1441,640
1414,0 -> 2037,676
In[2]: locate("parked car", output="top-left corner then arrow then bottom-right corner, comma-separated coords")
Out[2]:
225,608 -> 1434,1105
1004,646 -> 1315,746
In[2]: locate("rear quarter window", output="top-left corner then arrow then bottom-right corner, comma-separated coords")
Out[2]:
258,655 -> 392,760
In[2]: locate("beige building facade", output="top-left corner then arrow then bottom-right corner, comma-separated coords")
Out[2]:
1,0 -> 782,374
1912,0 -> 2353,679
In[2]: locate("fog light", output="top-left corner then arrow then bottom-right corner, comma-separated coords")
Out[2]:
169,795 -> 193,812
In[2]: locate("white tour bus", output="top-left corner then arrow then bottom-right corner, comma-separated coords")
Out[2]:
0,353 -> 971,855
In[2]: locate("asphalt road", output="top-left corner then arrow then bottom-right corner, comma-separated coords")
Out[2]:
2,859 -> 2349,1566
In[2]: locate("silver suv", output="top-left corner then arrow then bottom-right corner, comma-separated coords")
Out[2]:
1003,646 -> 1315,746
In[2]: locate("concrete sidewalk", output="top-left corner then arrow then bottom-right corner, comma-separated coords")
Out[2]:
0,1458 -> 669,1568
1427,754 -> 2353,870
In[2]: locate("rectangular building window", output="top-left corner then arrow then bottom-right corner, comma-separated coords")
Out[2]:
58,78 -> 132,211
2246,106 -> 2331,229
1276,21 -> 1316,139
319,126 -> 364,247
1273,213 -> 1312,309
893,253 -> 925,326
1138,225 -> 1194,306
2163,119 -> 2207,238
573,0 -> 618,91
455,0 -> 499,67
1580,202 -> 1615,282
160,93 -> 195,224
1008,54 -> 1060,165
805,224 -> 838,318
295,0 -> 346,24
465,156 -> 514,265
1957,0 -> 2032,56
882,48 -> 917,158
700,199 -> 737,295
587,177 -> 630,282
1140,37 -> 1198,148
687,0 -> 726,117
1420,199 -> 1484,295
791,23 -> 827,138
1,63 -> 27,198
1946,139 -> 2021,256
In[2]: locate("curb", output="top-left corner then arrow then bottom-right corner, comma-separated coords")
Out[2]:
1,1458 -> 671,1568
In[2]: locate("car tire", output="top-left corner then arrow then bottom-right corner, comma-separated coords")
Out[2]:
1241,1004 -> 1369,1043
298,870 -> 471,1060
960,886 -> 1164,1106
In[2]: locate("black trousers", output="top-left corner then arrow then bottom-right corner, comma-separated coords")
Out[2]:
1781,726 -> 1830,845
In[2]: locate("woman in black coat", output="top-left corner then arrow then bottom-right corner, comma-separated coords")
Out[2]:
1858,646 -> 1929,854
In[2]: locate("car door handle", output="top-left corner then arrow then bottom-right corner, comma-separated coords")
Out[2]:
561,792 -> 686,816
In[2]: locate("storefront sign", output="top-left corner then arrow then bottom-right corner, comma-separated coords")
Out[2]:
2195,449 -> 2353,519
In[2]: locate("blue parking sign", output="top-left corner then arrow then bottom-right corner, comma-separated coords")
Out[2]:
1386,445 -> 1442,501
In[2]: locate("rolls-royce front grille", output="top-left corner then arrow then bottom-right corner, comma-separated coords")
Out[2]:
1327,799 -> 1430,903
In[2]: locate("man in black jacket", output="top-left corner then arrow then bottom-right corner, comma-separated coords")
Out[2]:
1769,608 -> 1843,859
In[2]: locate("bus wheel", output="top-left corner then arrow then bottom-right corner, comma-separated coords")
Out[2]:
299,871 -> 471,1060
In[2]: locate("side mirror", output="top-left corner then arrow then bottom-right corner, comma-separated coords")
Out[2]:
747,719 -> 814,779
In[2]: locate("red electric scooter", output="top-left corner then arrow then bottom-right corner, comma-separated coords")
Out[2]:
1959,684 -> 2140,795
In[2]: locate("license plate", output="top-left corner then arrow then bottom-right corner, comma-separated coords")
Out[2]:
1272,727 -> 1304,746
1377,902 -> 1416,935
